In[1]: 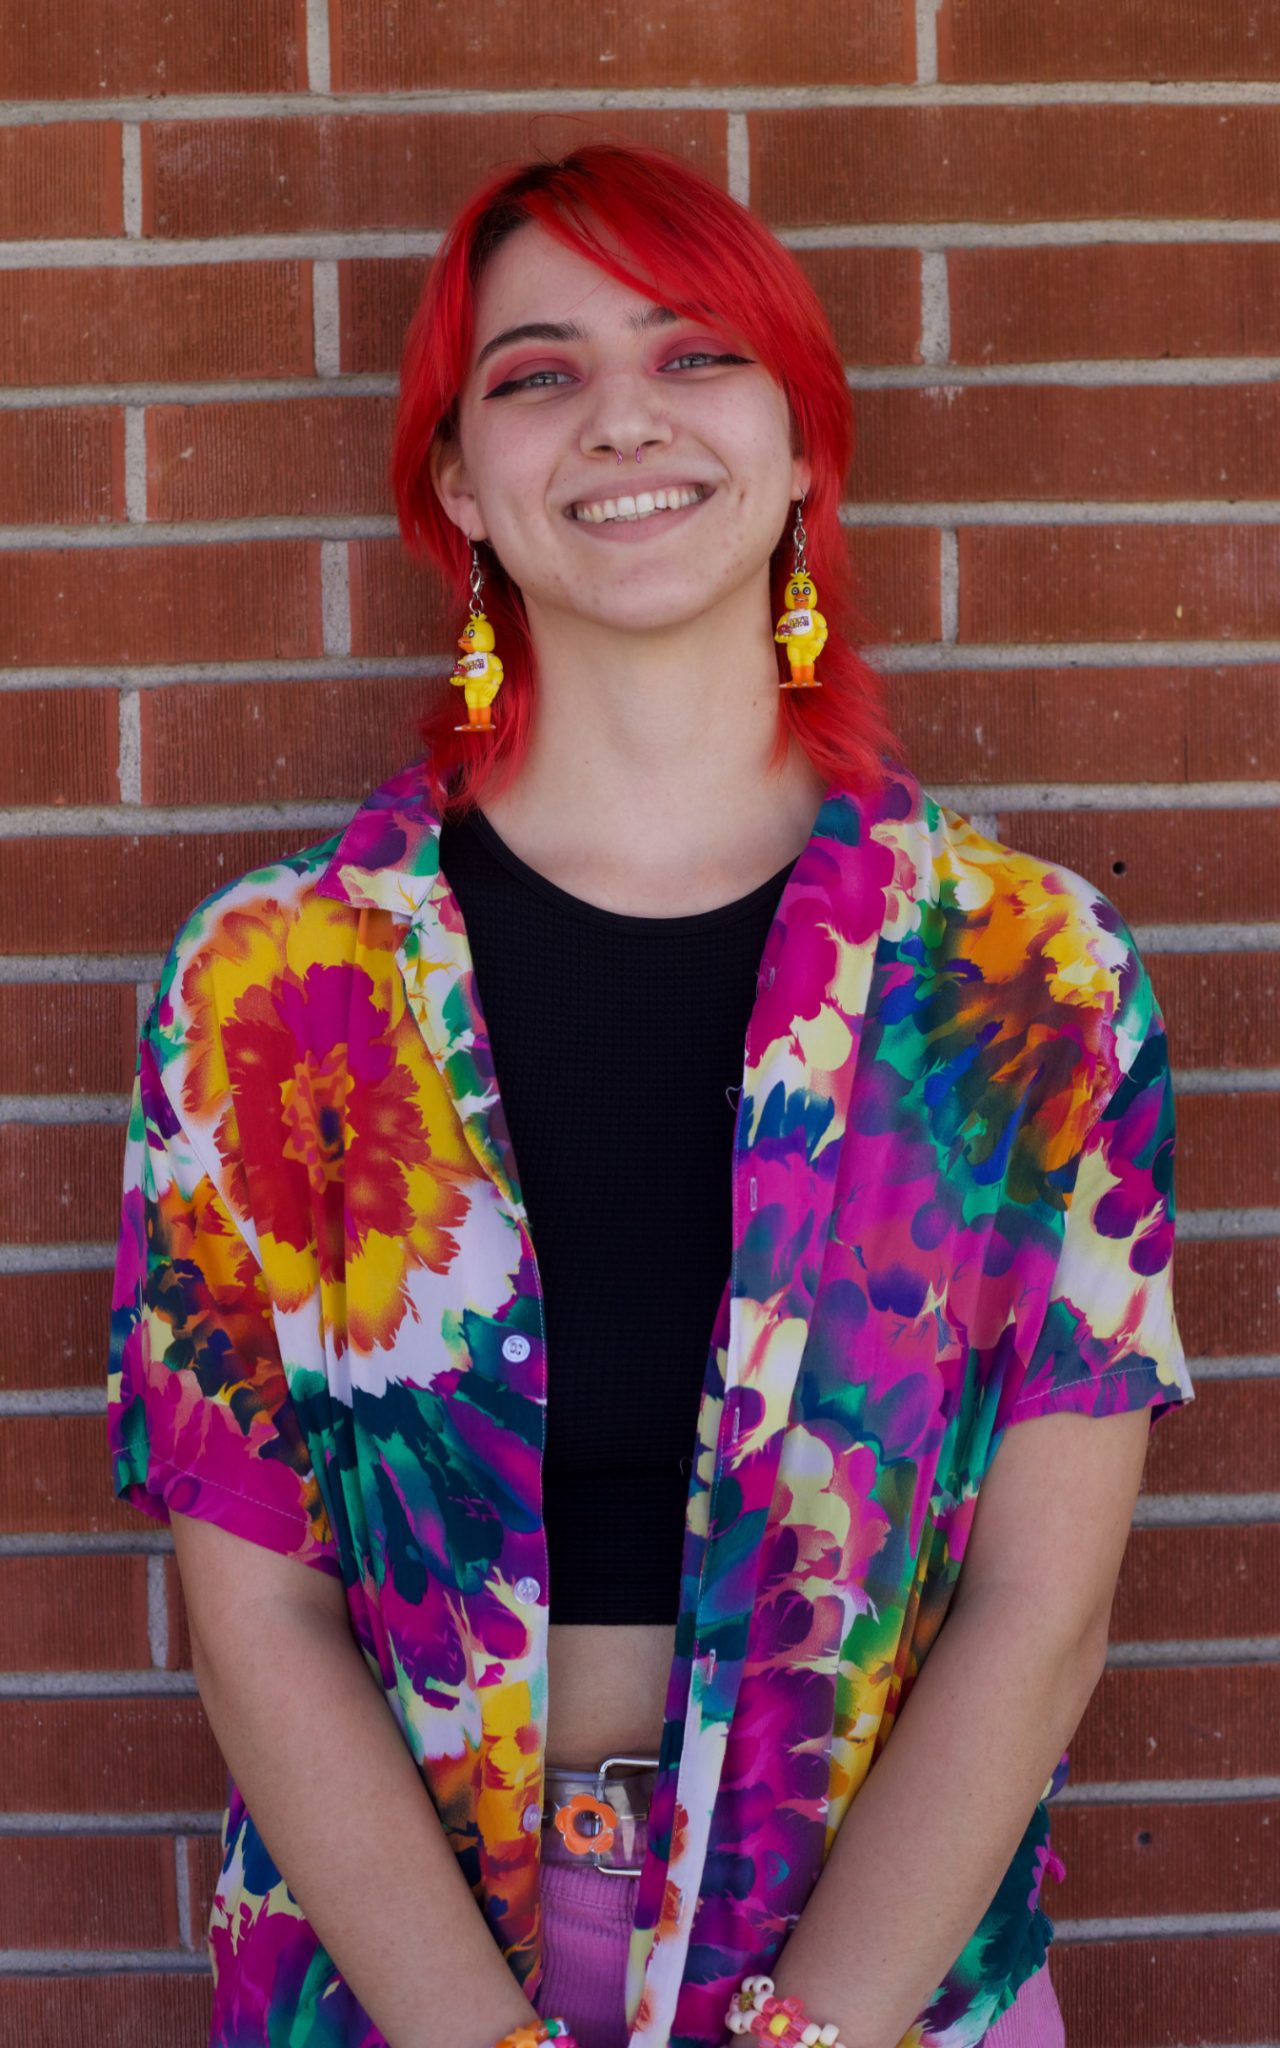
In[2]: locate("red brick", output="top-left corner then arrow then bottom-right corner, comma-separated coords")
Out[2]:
0,689 -> 121,805
2,1555 -> 152,1670
0,265 -> 313,387
1144,1377 -> 1280,1496
856,384 -> 1280,504
749,106 -> 1280,227
141,677 -> 426,804
143,111 -> 728,237
0,1271 -> 115,1393
0,1978 -> 213,2045
164,1557 -> 194,1674
0,982 -> 137,1094
1072,1662 -> 1278,1783
1113,1524 -> 1280,1644
993,807 -> 1280,925
1177,1238 -> 1280,1360
339,256 -> 429,375
1051,1799 -> 1280,1919
897,666 -> 1280,788
148,396 -> 395,521
1052,1937 -> 1279,2047
1177,1094 -> 1280,1213
792,248 -> 925,370
0,827 -> 323,955
846,529 -> 942,647
0,544 -> 322,666
0,1697 -> 223,1810
333,0 -> 911,90
962,524 -> 1280,645
7,1412 -> 171,1534
0,0 -> 306,97
0,124 -> 123,239
0,409 -> 121,527
0,1832 -> 178,1949
348,536 -> 463,660
0,1122 -> 123,1244
951,243 -> 1280,364
939,0 -> 1280,83
1148,953 -> 1280,1072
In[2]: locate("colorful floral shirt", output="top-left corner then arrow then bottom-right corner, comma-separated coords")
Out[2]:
107,756 -> 1194,2048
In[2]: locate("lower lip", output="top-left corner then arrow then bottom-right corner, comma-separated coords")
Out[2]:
565,490 -> 713,541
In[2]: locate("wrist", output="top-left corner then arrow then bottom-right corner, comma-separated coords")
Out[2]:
724,1972 -> 850,2048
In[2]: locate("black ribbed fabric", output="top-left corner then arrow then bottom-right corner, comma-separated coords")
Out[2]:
437,803 -> 799,1624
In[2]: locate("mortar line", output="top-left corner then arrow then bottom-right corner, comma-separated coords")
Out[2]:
6,80 -> 1280,122
7,218 -> 1280,269
10,361 -> 1280,411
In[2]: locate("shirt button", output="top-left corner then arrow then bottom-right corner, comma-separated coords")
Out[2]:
515,1576 -> 541,1604
522,1802 -> 543,1833
502,1333 -> 532,1362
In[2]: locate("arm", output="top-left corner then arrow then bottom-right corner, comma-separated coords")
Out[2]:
768,1402 -> 1153,2048
173,1511 -> 540,2048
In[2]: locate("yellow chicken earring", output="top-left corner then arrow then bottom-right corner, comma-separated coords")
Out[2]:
774,493 -> 826,688
450,539 -> 505,732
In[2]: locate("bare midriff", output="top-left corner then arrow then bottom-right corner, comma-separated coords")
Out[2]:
545,1622 -> 676,1769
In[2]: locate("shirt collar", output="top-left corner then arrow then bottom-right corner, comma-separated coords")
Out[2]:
314,760 -> 449,916
314,754 -> 931,921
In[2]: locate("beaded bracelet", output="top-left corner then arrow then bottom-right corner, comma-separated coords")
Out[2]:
724,1973 -> 851,2048
491,2020 -> 579,2048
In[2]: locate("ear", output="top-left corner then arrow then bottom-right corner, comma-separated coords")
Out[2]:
428,432 -> 489,545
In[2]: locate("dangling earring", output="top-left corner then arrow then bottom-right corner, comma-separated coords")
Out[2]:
773,491 -> 825,689
449,539 -> 505,733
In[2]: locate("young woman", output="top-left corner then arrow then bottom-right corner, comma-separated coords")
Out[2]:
108,143 -> 1194,2048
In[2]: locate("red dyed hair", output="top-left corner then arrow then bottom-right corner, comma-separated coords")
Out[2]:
390,138 -> 897,818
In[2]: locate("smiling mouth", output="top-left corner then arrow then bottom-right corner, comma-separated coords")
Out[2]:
566,484 -> 715,528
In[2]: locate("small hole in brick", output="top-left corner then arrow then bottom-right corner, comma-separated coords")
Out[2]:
1112,860 -> 1127,876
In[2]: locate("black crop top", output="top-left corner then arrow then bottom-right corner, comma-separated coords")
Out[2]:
437,804 -> 799,1624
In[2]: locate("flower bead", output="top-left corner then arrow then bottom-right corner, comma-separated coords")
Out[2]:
552,1791 -> 618,1857
749,1991 -> 808,2042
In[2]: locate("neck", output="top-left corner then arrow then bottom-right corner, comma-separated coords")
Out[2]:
482,582 -> 828,893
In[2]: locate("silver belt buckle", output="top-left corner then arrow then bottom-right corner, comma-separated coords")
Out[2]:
591,1753 -> 660,1878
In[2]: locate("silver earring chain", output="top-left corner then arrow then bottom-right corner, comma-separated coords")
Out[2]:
469,541 -> 484,610
793,493 -> 809,574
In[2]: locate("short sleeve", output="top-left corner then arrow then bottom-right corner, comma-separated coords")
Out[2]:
1001,989 -> 1196,1433
107,1023 -> 342,1578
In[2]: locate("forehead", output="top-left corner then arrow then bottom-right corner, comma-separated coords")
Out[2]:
473,219 -> 666,333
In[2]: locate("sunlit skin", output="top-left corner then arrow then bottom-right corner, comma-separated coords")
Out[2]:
428,217 -> 828,1770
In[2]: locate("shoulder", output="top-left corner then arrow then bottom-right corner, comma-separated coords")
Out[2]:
935,798 -> 1159,1032
887,787 -> 1168,1149
152,829 -> 353,1014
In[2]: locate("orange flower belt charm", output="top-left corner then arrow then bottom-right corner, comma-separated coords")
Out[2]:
552,1791 -> 618,1857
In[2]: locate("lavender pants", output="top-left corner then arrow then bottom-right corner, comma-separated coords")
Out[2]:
533,1857 -> 1067,2048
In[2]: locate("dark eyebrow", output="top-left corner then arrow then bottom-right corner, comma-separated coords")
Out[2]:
473,302 -> 682,371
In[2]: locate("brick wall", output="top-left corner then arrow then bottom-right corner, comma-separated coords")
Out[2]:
1,2 -> 1277,2041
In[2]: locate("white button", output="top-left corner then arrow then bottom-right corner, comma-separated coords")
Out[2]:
522,1801 -> 543,1833
514,1576 -> 541,1604
502,1333 -> 532,1362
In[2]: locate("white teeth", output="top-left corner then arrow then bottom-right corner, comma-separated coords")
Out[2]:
573,485 -> 706,524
